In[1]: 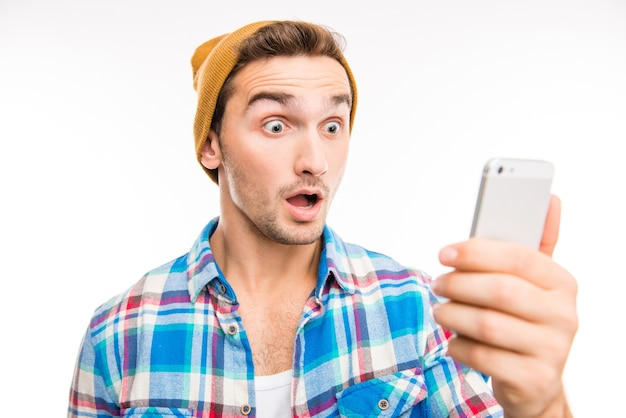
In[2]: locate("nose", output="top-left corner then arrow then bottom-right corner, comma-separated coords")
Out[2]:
295,130 -> 328,177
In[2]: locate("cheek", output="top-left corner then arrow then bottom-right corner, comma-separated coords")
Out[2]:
226,150 -> 283,194
327,143 -> 349,176
250,150 -> 284,179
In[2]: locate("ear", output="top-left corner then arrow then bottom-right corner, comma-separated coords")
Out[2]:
200,130 -> 222,170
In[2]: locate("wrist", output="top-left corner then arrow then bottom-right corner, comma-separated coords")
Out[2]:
505,388 -> 572,418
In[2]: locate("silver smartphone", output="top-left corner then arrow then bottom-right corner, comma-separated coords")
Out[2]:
470,158 -> 554,249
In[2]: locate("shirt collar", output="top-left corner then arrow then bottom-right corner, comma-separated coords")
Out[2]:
186,217 -> 356,303
186,217 -> 226,302
317,225 -> 357,297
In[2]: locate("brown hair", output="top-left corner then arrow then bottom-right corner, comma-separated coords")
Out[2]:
212,21 -> 352,135
191,20 -> 358,183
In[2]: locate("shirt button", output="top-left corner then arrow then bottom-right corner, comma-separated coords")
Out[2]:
227,324 -> 238,335
240,403 -> 251,415
378,398 -> 389,410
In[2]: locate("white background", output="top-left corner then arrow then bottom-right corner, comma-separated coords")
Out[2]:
1,0 -> 624,416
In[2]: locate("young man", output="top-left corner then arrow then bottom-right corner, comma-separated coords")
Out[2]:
68,21 -> 577,417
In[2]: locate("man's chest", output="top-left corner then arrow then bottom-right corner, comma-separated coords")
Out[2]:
113,286 -> 430,416
238,297 -> 306,375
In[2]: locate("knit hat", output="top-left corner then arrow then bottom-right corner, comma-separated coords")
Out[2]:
191,20 -> 358,183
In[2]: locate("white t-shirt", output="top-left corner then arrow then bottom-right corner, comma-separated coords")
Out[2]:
254,369 -> 292,418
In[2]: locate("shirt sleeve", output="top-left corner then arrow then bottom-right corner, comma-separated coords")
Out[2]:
421,286 -> 504,417
68,325 -> 120,417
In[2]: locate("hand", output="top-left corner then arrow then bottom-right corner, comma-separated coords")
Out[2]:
432,195 -> 578,417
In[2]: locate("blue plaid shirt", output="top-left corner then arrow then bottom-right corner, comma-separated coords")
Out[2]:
68,218 -> 503,417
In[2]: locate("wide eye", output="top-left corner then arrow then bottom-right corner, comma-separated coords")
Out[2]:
324,121 -> 341,135
263,120 -> 285,134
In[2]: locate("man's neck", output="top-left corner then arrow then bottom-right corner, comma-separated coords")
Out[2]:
209,219 -> 322,295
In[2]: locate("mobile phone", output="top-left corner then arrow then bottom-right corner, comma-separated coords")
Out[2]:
470,158 -> 554,249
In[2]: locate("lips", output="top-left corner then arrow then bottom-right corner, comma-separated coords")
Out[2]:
284,188 -> 324,221
286,193 -> 319,208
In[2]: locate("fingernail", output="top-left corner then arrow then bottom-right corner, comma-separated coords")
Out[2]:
432,278 -> 440,293
439,246 -> 458,263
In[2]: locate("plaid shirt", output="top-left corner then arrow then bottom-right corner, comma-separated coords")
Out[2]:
68,218 -> 503,417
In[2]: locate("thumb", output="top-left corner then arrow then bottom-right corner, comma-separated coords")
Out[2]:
539,194 -> 561,257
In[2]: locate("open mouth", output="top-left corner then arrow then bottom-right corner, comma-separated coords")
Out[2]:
287,193 -> 319,208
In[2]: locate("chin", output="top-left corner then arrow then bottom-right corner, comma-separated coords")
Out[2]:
264,222 -> 325,246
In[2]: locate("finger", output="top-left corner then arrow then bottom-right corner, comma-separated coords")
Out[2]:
436,301 -> 575,378
539,194 -> 561,257
433,271 -> 579,359
445,336 -> 564,415
446,335 -> 547,382
432,301 -> 551,353
438,238 -> 572,291
433,271 -> 548,322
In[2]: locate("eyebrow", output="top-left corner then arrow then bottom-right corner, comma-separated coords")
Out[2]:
248,92 -> 294,107
248,92 -> 352,110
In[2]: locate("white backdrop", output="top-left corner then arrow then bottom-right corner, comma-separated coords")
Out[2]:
1,0 -> 624,416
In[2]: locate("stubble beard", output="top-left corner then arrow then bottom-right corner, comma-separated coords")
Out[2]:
255,209 -> 325,245
221,144 -> 331,246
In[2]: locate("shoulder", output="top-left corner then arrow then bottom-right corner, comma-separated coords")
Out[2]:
88,254 -> 190,336
323,227 -> 440,346
324,226 -> 433,291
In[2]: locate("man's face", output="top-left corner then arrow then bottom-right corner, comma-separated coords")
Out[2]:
201,55 -> 352,245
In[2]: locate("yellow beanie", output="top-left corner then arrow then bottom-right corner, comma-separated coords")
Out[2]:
191,20 -> 358,183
